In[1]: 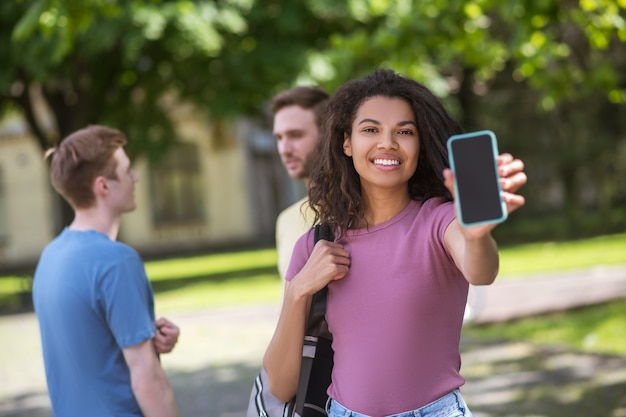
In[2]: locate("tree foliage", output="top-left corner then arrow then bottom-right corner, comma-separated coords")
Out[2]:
307,0 -> 626,102
0,0 -> 353,158
301,0 -> 626,237
1,0 -> 625,239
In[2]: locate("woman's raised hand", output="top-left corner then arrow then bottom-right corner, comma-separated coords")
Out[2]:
292,240 -> 350,296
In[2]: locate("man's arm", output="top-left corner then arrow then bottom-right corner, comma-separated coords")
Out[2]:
122,339 -> 180,417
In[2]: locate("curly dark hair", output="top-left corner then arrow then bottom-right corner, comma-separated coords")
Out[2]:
308,69 -> 463,236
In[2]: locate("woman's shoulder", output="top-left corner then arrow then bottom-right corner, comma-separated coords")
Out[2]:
414,196 -> 454,213
295,226 -> 317,251
422,196 -> 453,208
413,197 -> 456,230
285,227 -> 317,281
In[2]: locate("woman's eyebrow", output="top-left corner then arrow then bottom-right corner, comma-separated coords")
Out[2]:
356,118 -> 417,126
357,118 -> 380,125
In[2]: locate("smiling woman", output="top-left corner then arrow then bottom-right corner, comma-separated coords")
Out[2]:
262,69 -> 527,417
342,96 -> 419,219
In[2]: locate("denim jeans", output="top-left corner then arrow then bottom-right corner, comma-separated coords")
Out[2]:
325,389 -> 474,417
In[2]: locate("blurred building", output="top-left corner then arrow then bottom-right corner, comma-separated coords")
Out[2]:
0,101 -> 302,272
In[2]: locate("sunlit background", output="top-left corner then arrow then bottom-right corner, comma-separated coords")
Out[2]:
0,1 -> 625,416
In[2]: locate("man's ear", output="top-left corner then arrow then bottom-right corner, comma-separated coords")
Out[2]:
93,176 -> 108,197
343,133 -> 352,157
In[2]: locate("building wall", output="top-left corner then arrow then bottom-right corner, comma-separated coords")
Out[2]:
120,102 -> 257,254
0,133 -> 55,269
0,105 -> 290,271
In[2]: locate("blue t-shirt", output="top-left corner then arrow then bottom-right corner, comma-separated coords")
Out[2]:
33,228 -> 156,417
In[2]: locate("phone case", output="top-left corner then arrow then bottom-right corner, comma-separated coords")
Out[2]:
447,130 -> 507,227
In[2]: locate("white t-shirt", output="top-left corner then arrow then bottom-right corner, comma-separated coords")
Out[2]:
275,197 -> 315,278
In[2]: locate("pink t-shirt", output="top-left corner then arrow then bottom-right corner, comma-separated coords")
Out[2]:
286,198 -> 468,416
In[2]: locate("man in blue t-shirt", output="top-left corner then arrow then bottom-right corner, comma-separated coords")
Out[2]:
33,125 -> 180,417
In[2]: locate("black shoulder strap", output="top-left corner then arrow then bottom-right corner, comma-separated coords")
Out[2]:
293,224 -> 334,417
306,224 -> 333,334
313,223 -> 333,245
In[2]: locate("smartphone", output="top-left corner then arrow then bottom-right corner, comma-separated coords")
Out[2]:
447,130 -> 507,227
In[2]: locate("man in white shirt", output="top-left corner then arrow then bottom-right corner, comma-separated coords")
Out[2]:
271,86 -> 329,277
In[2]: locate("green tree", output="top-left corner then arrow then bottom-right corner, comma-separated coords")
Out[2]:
2,0 -> 625,238
0,0 -> 352,157
304,0 -> 626,237
0,0 -> 353,228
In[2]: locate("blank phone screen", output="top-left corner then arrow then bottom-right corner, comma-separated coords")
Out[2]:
449,132 -> 505,225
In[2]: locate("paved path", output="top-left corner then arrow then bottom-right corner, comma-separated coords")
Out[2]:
1,265 -> 625,417
470,264 -> 626,323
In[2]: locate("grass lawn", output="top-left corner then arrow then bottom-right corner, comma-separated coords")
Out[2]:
150,232 -> 626,314
498,232 -> 626,276
1,232 -> 625,354
463,297 -> 626,356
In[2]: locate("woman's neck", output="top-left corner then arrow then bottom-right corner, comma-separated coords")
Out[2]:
360,190 -> 411,228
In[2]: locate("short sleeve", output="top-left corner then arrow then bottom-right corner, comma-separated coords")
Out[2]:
98,251 -> 156,349
284,228 -> 316,282
426,199 -> 457,243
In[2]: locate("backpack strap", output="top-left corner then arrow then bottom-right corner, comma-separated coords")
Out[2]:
293,224 -> 334,417
313,223 -> 333,245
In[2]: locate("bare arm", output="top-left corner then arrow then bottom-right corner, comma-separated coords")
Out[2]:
443,153 -> 527,285
123,339 -> 180,417
444,219 -> 500,285
263,240 -> 350,402
263,279 -> 310,402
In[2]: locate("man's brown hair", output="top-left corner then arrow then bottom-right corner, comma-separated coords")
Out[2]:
270,86 -> 329,129
48,125 -> 127,209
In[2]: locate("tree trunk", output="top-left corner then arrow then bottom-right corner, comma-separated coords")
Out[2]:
457,66 -> 480,131
551,104 -> 583,237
